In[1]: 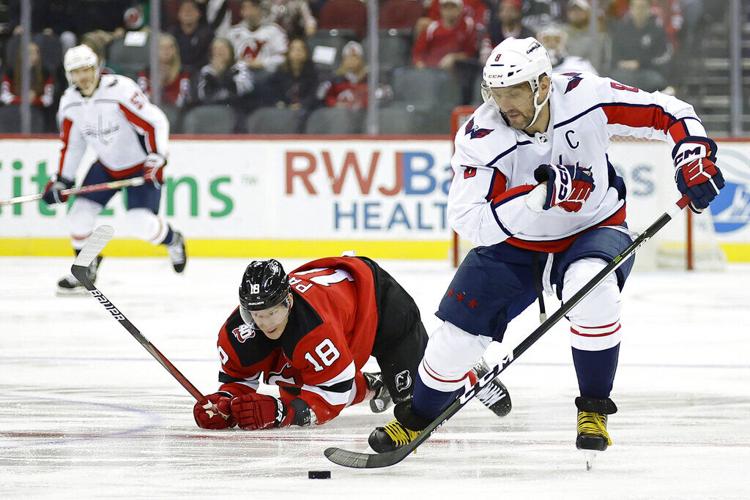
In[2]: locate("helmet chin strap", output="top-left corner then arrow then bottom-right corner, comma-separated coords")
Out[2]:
524,76 -> 551,130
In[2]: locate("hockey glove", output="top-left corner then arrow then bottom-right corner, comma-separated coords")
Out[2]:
193,392 -> 236,429
672,137 -> 724,213
41,176 -> 75,205
231,393 -> 287,430
143,153 -> 167,187
533,163 -> 595,212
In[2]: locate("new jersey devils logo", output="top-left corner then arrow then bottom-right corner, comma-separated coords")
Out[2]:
395,369 -> 412,392
232,323 -> 256,343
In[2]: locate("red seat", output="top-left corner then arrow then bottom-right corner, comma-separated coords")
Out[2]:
318,0 -> 368,39
379,0 -> 425,31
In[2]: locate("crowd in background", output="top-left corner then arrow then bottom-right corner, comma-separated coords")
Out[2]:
0,0 -> 735,134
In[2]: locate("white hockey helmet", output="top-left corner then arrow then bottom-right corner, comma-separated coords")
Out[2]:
482,37 -> 552,128
64,44 -> 99,84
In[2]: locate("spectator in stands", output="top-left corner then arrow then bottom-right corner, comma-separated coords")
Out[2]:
170,0 -> 215,74
266,0 -> 318,39
610,0 -> 671,92
194,37 -> 255,108
318,41 -> 368,110
424,0 -> 490,28
537,23 -> 598,74
521,0 -> 568,33
0,42 -> 55,109
267,38 -> 319,111
412,0 -> 479,71
228,0 -> 288,73
563,0 -> 610,73
487,0 -> 535,48
137,34 -> 192,108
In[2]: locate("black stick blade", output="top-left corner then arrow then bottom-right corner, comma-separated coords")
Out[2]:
324,447 -> 410,469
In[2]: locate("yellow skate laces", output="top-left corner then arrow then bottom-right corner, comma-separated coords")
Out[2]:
383,420 -> 420,447
577,411 -> 613,446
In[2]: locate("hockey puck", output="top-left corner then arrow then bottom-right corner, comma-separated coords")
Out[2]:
308,470 -> 331,479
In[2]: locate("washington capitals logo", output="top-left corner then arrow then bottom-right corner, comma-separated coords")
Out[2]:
563,72 -> 583,94
464,118 -> 493,139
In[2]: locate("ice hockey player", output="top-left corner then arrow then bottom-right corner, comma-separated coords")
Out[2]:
368,37 -> 724,456
193,257 -> 512,431
42,44 -> 186,294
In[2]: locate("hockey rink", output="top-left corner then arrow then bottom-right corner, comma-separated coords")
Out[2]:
1,257 -> 748,499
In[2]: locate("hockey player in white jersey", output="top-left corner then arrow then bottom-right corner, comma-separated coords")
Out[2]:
42,45 -> 187,294
369,37 -> 724,456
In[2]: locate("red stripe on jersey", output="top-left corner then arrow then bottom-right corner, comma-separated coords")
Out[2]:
571,324 -> 621,337
668,120 -> 690,143
574,320 -> 620,329
602,104 -> 678,140
490,183 -> 533,205
485,170 -> 508,202
58,118 -> 73,176
118,103 -> 157,152
505,204 -> 627,253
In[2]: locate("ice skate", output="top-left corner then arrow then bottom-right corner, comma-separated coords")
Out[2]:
57,255 -> 102,296
473,359 -> 512,417
364,372 -> 392,413
167,231 -> 187,273
368,402 -> 429,453
575,397 -> 617,470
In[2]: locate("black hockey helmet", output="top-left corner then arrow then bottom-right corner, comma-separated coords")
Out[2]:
239,259 -> 290,316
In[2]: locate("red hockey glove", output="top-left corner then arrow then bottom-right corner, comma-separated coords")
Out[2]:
672,138 -> 724,213
533,163 -> 595,212
41,176 -> 74,205
231,393 -> 287,430
143,153 -> 167,187
193,392 -> 236,429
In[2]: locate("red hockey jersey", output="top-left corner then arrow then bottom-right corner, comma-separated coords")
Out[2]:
215,257 -> 379,425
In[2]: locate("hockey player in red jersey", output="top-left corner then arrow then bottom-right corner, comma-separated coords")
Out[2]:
42,45 -> 186,294
193,257 -> 513,431
369,37 -> 725,456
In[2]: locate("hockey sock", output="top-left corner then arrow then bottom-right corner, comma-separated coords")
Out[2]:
161,226 -> 175,246
571,343 -> 620,399
411,372 -> 462,420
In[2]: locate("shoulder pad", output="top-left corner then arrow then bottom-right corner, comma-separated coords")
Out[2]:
455,104 -> 516,165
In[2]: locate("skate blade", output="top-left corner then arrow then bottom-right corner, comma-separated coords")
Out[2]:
583,450 -> 598,471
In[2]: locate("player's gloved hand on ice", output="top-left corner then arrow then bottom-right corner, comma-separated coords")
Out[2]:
143,153 -> 167,187
193,392 -> 236,429
672,138 -> 724,213
41,176 -> 75,205
533,163 -> 595,212
231,393 -> 287,430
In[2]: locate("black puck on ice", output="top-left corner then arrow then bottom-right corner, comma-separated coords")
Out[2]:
308,470 -> 331,479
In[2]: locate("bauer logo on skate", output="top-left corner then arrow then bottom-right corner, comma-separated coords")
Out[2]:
90,290 -> 125,321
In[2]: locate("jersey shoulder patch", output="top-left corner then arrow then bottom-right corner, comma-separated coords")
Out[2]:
222,309 -> 278,366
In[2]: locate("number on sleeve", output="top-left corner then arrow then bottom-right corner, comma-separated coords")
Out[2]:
218,345 -> 229,365
610,81 -> 639,93
304,338 -> 341,372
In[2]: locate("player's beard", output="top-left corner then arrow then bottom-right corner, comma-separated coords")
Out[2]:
501,108 -> 533,130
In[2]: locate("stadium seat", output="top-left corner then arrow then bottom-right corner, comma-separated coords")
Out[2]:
161,104 -> 183,134
304,107 -> 364,134
318,0 -> 368,39
363,30 -> 412,77
308,29 -> 357,74
379,0 -> 425,30
390,67 -> 462,133
246,107 -> 304,134
107,34 -> 150,79
377,105 -> 423,134
181,105 -> 236,134
0,106 -> 47,133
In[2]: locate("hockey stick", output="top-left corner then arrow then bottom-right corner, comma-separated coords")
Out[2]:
0,177 -> 145,206
71,225 -> 207,403
325,195 -> 691,469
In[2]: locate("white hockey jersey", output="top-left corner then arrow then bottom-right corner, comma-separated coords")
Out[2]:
56,74 -> 169,180
227,22 -> 288,72
450,72 -> 709,252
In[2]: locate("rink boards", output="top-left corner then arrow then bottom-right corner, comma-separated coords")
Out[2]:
1,136 -> 749,261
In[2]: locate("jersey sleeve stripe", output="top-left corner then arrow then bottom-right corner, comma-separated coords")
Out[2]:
601,103 -> 677,137
118,103 -> 158,152
57,118 -> 73,176
301,361 -> 355,406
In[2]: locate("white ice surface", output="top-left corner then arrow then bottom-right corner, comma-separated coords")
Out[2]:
1,257 -> 748,499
